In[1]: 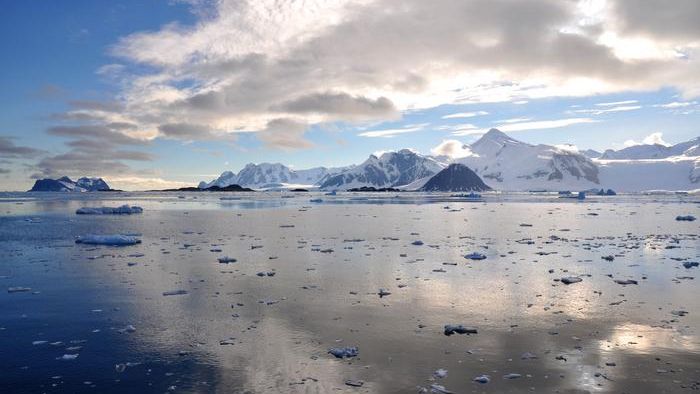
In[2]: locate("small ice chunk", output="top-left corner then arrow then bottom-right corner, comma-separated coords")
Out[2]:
443,324 -> 477,336
433,369 -> 448,378
328,346 -> 358,358
503,373 -> 521,379
8,287 -> 32,293
345,379 -> 364,387
378,288 -> 391,297
218,256 -> 237,264
560,276 -> 582,285
115,363 -> 126,373
676,215 -> 696,221
162,289 -> 188,296
76,235 -> 141,246
58,354 -> 79,361
76,205 -> 143,215
521,352 -> 538,360
614,279 -> 638,285
464,252 -> 486,260
473,375 -> 490,384
412,240 -> 424,246
429,384 -> 453,393
682,262 -> 699,269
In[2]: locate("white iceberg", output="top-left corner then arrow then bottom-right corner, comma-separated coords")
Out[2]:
76,205 -> 143,215
75,235 -> 141,245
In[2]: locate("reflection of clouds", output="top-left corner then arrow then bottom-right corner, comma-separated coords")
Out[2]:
9,197 -> 698,392
600,323 -> 700,355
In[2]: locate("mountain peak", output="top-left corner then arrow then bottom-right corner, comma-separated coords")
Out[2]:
480,128 -> 514,142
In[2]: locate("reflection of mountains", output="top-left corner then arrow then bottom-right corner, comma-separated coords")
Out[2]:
70,203 -> 699,392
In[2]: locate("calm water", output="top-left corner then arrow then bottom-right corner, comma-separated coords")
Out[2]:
1,192 -> 699,393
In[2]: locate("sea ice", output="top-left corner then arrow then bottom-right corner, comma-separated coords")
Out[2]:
75,235 -> 141,246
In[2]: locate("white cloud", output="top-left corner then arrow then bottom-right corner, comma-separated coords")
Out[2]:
430,139 -> 476,158
623,132 -> 670,147
573,105 -> 642,115
34,0 -> 700,169
656,101 -> 697,108
358,125 -> 425,138
441,111 -> 488,119
454,118 -> 596,136
595,99 -> 638,106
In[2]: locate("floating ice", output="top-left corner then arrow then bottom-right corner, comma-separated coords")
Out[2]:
328,346 -> 358,358
675,215 -> 696,221
433,369 -> 448,378
429,384 -> 453,393
560,276 -> 583,285
464,252 -> 486,260
614,279 -> 638,285
58,354 -> 79,361
682,262 -> 699,269
503,373 -> 522,379
345,380 -> 364,387
76,205 -> 143,215
217,256 -> 237,264
75,235 -> 141,246
8,287 -> 32,293
443,324 -> 477,336
473,375 -> 490,384
378,288 -> 391,297
162,289 -> 188,296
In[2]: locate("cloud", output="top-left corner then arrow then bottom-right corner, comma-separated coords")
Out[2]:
623,132 -> 670,147
358,125 -> 425,138
83,0 -> 700,149
595,99 -> 638,106
0,137 -> 45,159
256,118 -> 313,150
453,117 -> 596,135
430,139 -> 475,158
441,111 -> 488,119
656,101 -> 697,108
611,0 -> 700,42
573,105 -> 642,115
274,92 -> 398,121
158,123 -> 237,141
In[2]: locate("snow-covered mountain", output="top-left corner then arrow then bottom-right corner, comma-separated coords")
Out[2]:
199,163 -> 349,189
197,130 -> 700,193
600,137 -> 700,160
319,149 -> 445,190
29,176 -> 111,192
594,137 -> 700,191
455,129 -> 600,191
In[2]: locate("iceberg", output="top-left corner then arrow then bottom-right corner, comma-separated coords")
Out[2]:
76,205 -> 143,215
75,235 -> 141,245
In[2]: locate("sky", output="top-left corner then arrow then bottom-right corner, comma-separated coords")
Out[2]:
1,0 -> 700,191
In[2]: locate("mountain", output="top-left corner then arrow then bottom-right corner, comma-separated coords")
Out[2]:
594,137 -> 700,191
200,163 -> 349,190
582,149 -> 602,159
457,129 -> 600,191
29,176 -> 111,192
600,137 -> 700,160
420,164 -> 491,192
319,149 -> 445,190
600,144 -> 671,160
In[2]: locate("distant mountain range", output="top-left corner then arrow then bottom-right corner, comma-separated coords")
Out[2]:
198,129 -> 700,192
29,176 -> 111,192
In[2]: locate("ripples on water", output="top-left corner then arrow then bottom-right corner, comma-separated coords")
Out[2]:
0,192 -> 698,393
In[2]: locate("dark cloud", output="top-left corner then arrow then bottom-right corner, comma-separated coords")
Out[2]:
612,0 -> 700,41
0,137 -> 45,159
274,92 -> 397,121
47,125 -> 143,145
257,118 -> 313,150
158,122 -> 237,141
